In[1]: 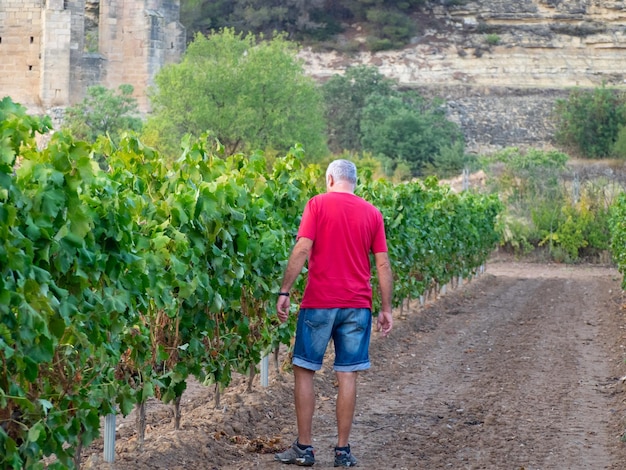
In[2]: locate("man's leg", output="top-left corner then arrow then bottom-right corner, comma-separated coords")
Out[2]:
294,365 -> 316,445
335,371 -> 358,447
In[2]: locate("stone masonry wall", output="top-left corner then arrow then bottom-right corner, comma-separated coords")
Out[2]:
416,85 -> 569,154
0,1 -> 50,107
0,0 -> 184,115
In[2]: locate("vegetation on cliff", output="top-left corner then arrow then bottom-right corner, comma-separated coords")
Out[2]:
180,0 -> 433,51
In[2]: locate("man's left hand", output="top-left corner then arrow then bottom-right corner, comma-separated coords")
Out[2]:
376,310 -> 393,337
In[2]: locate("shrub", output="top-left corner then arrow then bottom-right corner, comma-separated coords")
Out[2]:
484,148 -> 615,261
367,37 -> 398,52
62,84 -> 142,144
554,85 -> 626,158
499,214 -> 535,256
360,91 -> 464,177
145,30 -> 327,159
611,126 -> 626,159
485,34 -> 501,46
365,8 -> 416,50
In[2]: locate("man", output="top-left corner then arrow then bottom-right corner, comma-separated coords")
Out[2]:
274,159 -> 393,467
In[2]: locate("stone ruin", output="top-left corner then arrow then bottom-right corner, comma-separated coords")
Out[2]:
0,0 -> 185,116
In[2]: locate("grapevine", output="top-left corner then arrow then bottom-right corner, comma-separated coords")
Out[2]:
0,98 -> 501,468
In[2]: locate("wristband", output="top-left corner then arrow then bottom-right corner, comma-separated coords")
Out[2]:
278,292 -> 290,297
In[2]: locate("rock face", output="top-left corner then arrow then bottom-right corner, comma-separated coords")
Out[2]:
299,0 -> 626,153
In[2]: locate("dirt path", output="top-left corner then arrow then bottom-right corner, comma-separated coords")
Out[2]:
84,261 -> 626,469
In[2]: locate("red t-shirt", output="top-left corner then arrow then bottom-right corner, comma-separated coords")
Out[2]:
297,192 -> 388,309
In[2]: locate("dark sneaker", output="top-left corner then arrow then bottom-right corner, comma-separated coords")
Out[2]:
274,440 -> 315,466
334,446 -> 358,467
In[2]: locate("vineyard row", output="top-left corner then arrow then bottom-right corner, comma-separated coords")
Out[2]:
0,98 -> 501,468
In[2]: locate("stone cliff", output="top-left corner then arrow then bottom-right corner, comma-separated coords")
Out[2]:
299,0 -> 626,153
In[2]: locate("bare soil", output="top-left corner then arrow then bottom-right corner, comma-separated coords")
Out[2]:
83,259 -> 626,470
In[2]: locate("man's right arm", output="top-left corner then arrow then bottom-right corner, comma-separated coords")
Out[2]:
276,236 -> 313,322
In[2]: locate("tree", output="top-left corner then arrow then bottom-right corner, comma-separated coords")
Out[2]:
554,85 -> 626,159
61,84 -> 142,143
322,65 -> 465,177
360,91 -> 465,177
322,65 -> 395,153
144,29 -> 328,159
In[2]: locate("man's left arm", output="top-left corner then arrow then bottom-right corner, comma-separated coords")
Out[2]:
374,251 -> 393,336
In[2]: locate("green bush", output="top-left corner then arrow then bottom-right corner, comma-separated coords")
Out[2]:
531,199 -> 567,245
365,8 -> 416,49
480,148 -> 568,207
534,185 -> 612,261
360,92 -> 464,177
499,214 -> 535,256
610,193 -> 626,283
392,161 -> 412,182
484,34 -> 501,46
554,85 -> 626,158
611,125 -> 626,158
305,8 -> 345,41
145,29 -> 327,159
367,37 -> 398,52
322,65 -> 396,153
421,141 -> 470,178
539,209 -> 587,261
482,147 -> 613,262
62,84 -> 142,144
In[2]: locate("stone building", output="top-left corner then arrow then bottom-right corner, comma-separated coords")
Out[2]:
0,0 -> 185,114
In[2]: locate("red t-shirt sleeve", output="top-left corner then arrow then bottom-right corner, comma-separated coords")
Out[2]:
297,199 -> 316,241
371,214 -> 388,254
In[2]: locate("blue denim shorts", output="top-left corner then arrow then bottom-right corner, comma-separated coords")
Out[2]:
293,308 -> 372,372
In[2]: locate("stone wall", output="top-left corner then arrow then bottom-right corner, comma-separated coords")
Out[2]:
415,85 -> 569,154
0,0 -> 185,114
1,1 -> 52,107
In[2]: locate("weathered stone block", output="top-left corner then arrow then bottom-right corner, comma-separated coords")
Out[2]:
1,0 -> 184,113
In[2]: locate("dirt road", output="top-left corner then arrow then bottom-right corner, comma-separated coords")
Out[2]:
85,261 -> 626,469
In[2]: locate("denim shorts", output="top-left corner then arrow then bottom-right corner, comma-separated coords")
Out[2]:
293,308 -> 372,372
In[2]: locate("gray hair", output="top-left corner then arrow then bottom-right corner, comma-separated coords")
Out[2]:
326,159 -> 357,186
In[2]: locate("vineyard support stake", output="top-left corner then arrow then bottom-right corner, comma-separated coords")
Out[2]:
104,413 -> 116,462
261,354 -> 269,387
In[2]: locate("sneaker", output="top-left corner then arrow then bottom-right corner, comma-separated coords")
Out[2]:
274,440 -> 315,466
334,446 -> 358,467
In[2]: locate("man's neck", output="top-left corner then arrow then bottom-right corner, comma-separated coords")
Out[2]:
328,182 -> 354,194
